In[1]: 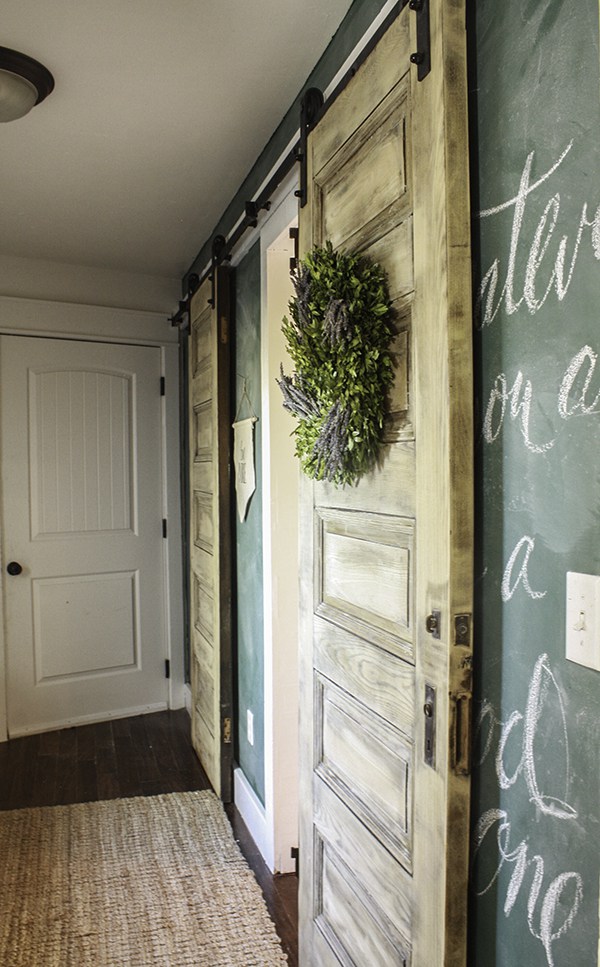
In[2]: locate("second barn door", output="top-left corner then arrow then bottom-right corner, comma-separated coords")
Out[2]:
189,268 -> 233,800
298,4 -> 473,966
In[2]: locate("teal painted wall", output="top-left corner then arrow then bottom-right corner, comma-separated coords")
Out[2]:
469,2 -> 600,964
233,241 -> 265,804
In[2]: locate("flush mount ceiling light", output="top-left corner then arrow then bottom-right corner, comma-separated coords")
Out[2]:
0,46 -> 54,122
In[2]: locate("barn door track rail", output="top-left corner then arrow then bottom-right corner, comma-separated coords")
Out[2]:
173,0 -> 432,321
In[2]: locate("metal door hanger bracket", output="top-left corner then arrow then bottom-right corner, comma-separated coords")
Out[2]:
295,87 -> 324,208
409,0 -> 431,81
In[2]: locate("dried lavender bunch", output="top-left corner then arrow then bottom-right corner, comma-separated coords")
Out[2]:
291,264 -> 312,331
323,298 -> 353,345
277,367 -> 319,420
311,401 -> 351,481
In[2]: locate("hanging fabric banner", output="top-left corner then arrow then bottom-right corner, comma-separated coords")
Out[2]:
232,417 -> 257,522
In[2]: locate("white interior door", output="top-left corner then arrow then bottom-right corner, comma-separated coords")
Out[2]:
1,335 -> 168,736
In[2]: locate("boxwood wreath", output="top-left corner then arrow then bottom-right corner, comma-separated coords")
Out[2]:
277,241 -> 393,486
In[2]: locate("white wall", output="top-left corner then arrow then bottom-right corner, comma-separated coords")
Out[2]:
0,254 -> 180,314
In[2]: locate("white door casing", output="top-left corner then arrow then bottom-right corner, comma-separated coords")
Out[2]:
1,335 -> 169,736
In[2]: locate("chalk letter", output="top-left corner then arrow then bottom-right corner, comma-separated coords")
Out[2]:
501,536 -> 547,602
540,872 -> 583,967
558,345 -> 600,418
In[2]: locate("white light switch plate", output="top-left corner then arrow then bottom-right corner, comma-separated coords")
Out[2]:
566,571 -> 600,671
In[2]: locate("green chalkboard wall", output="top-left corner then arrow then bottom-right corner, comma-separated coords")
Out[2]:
469,2 -> 600,965
233,241 -> 265,805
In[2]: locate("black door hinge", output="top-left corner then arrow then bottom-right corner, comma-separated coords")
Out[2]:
165,659 -> 170,679
162,519 -> 167,538
160,376 -> 165,396
291,846 -> 299,877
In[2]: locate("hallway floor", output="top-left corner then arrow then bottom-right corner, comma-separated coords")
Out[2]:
0,708 -> 298,965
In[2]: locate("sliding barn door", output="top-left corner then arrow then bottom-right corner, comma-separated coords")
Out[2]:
189,269 -> 233,800
298,4 -> 473,965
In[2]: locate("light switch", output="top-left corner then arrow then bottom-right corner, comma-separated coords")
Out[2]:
566,572 -> 600,671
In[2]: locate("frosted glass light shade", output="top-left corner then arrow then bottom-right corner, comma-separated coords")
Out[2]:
0,47 -> 54,122
0,68 -> 38,121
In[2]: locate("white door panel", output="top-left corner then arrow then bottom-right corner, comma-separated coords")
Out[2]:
1,336 -> 167,735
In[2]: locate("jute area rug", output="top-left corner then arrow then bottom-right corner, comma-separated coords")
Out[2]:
0,790 -> 288,966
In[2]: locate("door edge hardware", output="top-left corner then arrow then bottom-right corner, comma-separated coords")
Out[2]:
424,683 -> 436,768
454,613 -> 471,647
451,692 -> 472,776
223,716 -> 232,745
409,0 -> 431,81
426,610 -> 441,639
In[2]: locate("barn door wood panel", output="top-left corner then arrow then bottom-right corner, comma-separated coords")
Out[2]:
189,268 -> 233,801
298,4 -> 473,966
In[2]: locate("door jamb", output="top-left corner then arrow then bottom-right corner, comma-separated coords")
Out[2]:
227,173 -> 301,871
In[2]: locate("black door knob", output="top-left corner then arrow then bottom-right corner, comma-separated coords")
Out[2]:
6,562 -> 22,576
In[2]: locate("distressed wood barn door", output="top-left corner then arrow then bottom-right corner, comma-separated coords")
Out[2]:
189,269 -> 233,800
298,3 -> 473,965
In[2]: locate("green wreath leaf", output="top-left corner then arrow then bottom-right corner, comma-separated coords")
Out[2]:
277,240 -> 393,487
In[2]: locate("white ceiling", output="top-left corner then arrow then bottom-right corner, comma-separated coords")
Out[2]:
1,0 -> 354,284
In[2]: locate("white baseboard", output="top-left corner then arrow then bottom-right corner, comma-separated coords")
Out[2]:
234,767 -> 274,872
8,702 -> 168,738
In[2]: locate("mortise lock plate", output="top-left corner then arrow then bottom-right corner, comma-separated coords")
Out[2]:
426,611 -> 441,639
424,684 -> 436,768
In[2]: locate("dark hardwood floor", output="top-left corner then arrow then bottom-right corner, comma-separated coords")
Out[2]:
0,708 -> 298,966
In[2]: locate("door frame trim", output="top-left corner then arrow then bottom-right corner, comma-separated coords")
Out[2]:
0,299 -> 183,742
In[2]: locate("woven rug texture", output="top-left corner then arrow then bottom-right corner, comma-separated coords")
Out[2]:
0,790 -> 288,966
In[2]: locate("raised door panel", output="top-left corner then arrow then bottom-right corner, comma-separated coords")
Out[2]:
30,369 -> 134,537
316,675 -> 413,868
33,571 -> 139,681
315,509 -> 414,661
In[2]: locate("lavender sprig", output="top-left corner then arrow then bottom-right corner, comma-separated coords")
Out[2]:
311,401 -> 351,481
277,366 -> 319,419
291,265 -> 312,331
323,298 -> 353,345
